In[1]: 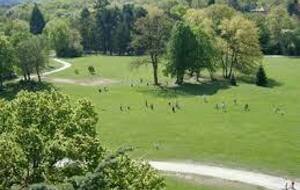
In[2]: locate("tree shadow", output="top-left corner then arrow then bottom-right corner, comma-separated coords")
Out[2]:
238,75 -> 283,88
138,81 -> 231,98
0,80 -> 56,101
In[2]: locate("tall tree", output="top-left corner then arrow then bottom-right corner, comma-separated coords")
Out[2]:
15,35 -> 48,82
45,19 -> 83,57
166,21 -> 198,85
133,6 -> 171,85
219,16 -> 263,78
79,7 -> 95,52
208,0 -> 215,6
267,6 -> 295,55
30,4 -> 46,35
0,34 -> 14,88
287,0 -> 299,16
191,28 -> 216,81
31,35 -> 49,82
95,6 -> 120,54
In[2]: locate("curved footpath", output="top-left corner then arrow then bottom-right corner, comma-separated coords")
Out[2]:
149,161 -> 299,190
43,58 -> 71,76
50,59 -> 299,190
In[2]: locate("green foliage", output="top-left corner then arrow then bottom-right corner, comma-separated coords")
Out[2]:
88,65 -> 96,75
287,0 -> 299,16
166,21 -> 198,85
15,35 -> 49,81
133,6 -> 172,85
208,0 -> 215,6
0,91 -> 164,189
0,34 -> 14,88
256,65 -> 267,86
30,4 -> 46,35
79,7 -> 95,52
230,73 -> 237,86
45,19 -> 83,57
219,15 -> 263,78
267,6 -> 295,55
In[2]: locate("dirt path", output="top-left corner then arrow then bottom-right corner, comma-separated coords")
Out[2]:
150,161 -> 299,190
45,77 -> 118,86
42,59 -> 118,86
43,58 -> 71,76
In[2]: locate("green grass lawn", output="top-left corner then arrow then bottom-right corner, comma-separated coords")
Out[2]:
165,176 -> 265,190
45,56 -> 300,178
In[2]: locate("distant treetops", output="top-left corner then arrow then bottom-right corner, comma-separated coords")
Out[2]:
30,3 -> 46,35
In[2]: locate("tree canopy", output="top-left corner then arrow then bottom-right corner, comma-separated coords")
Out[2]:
0,91 -> 164,189
30,4 -> 46,35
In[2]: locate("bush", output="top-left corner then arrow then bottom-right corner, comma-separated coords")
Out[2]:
256,65 -> 268,87
74,69 -> 79,75
88,66 -> 96,75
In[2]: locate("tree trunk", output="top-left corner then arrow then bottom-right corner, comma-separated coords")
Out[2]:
228,51 -> 236,79
153,64 -> 158,85
27,73 -> 31,81
36,67 -> 41,82
196,71 -> 200,82
151,54 -> 159,85
23,74 -> 27,81
0,75 -> 3,89
176,71 -> 184,85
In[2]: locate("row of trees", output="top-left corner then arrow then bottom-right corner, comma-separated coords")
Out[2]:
78,0 -> 147,55
132,4 -> 263,85
0,4 -> 49,87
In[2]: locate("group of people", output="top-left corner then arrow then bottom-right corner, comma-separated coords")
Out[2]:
168,101 -> 181,113
214,99 -> 250,112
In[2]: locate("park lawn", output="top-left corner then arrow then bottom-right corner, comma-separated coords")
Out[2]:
165,176 -> 265,190
52,56 -> 300,178
49,55 -> 166,82
44,59 -> 63,72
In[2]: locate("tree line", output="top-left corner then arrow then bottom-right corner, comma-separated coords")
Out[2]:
1,0 -> 300,87
0,3 -> 48,88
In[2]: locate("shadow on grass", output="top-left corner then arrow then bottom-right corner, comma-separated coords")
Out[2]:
238,75 -> 282,88
138,81 -> 231,98
0,80 -> 56,101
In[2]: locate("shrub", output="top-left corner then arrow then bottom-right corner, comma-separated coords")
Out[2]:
74,69 -> 79,75
88,66 -> 96,75
256,65 -> 268,86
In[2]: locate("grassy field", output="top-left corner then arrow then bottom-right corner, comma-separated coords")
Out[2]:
165,176 -> 265,190
40,56 -> 300,178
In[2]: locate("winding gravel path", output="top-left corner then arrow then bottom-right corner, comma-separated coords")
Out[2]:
50,58 -> 299,190
43,58 -> 71,76
150,161 -> 299,190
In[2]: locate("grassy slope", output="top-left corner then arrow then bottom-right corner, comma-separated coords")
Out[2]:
165,176 -> 265,190
52,56 -> 300,177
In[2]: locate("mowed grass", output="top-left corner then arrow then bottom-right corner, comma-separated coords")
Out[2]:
165,176 -> 265,190
52,56 -> 300,178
